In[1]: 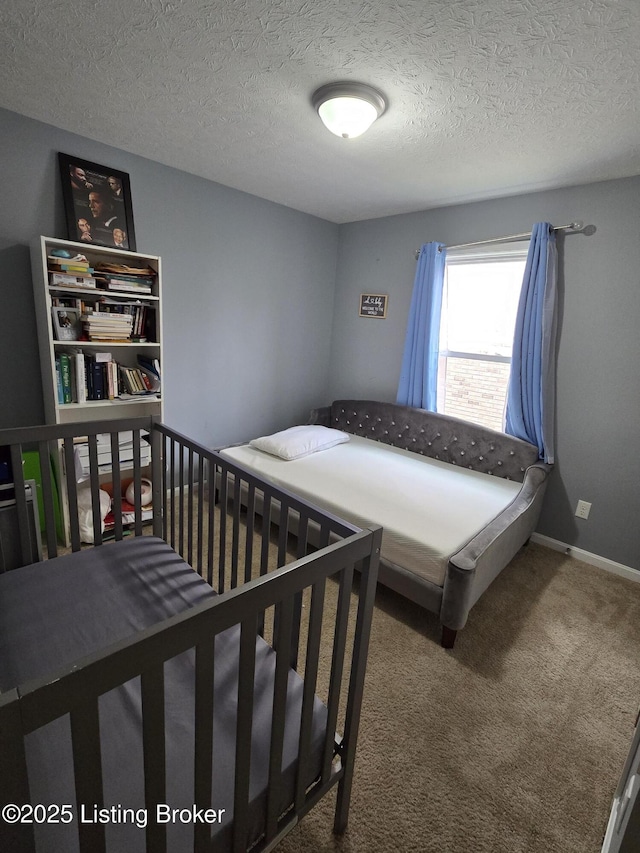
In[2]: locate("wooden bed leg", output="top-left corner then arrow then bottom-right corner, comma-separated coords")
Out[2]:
441,625 -> 457,649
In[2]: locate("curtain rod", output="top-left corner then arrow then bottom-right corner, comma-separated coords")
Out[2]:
414,221 -> 583,259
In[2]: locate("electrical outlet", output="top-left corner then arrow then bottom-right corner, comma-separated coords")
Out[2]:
575,500 -> 592,520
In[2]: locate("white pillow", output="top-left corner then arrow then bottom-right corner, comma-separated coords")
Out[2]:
249,425 -> 350,461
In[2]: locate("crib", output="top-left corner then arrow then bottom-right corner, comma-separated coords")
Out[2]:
0,415 -> 381,853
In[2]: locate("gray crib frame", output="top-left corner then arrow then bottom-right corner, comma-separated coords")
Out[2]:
0,415 -> 381,853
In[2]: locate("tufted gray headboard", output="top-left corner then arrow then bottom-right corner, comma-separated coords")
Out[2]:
316,400 -> 541,483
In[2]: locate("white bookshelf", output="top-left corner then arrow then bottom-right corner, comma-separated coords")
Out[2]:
31,235 -> 163,424
31,236 -> 163,543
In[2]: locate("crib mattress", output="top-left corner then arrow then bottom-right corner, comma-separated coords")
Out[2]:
221,434 -> 522,586
0,536 -> 327,852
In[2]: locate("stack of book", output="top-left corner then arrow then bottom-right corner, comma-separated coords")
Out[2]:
94,262 -> 156,295
130,304 -> 153,341
56,352 -> 160,404
83,311 -> 133,342
75,430 -> 151,476
48,254 -> 96,288
57,351 -> 112,403
118,365 -> 154,396
96,301 -> 154,342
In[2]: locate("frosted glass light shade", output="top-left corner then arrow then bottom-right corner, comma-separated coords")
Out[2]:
318,97 -> 378,139
312,82 -> 386,139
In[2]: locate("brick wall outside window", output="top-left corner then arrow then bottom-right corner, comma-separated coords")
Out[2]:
442,357 -> 511,432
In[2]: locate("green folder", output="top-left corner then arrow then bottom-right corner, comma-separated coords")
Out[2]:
22,450 -> 64,542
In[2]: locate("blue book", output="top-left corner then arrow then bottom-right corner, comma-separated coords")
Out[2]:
55,356 -> 64,404
59,353 -> 72,404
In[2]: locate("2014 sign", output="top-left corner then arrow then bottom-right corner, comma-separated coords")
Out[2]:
359,294 -> 388,318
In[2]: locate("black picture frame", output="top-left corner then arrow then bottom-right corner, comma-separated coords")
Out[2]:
359,293 -> 388,318
58,153 -> 137,252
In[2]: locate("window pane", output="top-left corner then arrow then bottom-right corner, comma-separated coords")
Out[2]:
442,261 -> 524,357
442,356 -> 511,432
438,252 -> 526,431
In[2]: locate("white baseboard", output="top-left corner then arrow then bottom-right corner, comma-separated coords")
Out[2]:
531,533 -> 640,584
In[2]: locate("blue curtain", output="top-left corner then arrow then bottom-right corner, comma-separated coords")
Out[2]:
505,222 -> 558,463
396,242 -> 446,411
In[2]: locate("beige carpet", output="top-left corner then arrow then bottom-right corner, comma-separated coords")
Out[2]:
276,542 -> 640,853
53,506 -> 640,851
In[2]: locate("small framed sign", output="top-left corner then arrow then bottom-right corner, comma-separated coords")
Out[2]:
359,293 -> 388,318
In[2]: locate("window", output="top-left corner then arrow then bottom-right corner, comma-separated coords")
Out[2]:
437,243 -> 528,431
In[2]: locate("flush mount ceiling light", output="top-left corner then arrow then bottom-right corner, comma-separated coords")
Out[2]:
312,82 -> 387,139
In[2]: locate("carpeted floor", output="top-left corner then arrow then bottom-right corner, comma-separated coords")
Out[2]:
276,542 -> 640,853
53,508 -> 640,851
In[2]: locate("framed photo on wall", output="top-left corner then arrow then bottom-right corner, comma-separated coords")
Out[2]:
58,153 -> 137,251
51,307 -> 82,341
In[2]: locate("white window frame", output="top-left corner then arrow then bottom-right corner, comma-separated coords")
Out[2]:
437,241 -> 529,428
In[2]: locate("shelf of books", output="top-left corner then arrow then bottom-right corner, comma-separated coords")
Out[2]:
31,236 -> 164,544
31,236 -> 163,425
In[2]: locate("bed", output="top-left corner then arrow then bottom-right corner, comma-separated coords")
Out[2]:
0,415 -> 381,853
220,399 -> 552,649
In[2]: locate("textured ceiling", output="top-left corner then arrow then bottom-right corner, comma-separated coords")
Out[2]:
1,0 -> 639,223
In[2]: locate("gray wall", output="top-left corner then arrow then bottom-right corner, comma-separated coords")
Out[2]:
1,106 -> 638,569
329,179 -> 640,570
0,108 -> 338,445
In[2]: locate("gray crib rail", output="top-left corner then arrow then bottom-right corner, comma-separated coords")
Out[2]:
0,415 -> 160,562
0,417 -> 382,853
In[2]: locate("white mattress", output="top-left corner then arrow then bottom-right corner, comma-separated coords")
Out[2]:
220,434 -> 521,587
